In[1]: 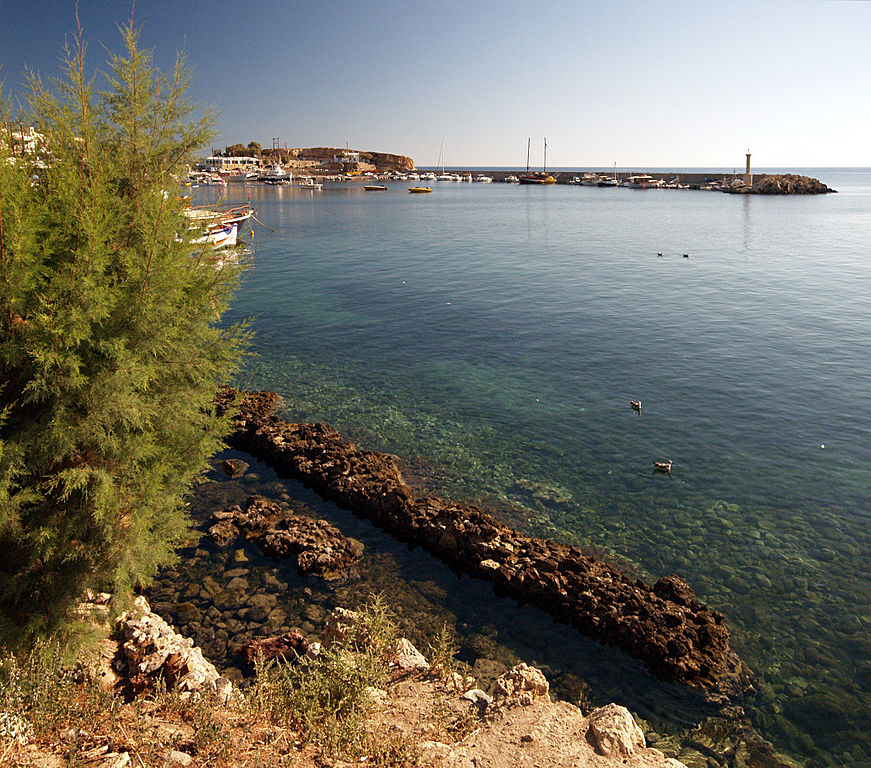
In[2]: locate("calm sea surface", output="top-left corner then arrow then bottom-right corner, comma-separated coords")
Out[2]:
192,170 -> 870,766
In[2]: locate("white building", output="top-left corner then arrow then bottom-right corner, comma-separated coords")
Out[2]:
203,155 -> 260,171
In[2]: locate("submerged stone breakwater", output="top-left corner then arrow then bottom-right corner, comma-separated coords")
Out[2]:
216,388 -> 754,699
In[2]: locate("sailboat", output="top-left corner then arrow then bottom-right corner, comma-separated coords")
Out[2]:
436,139 -> 454,181
519,138 -> 557,185
598,161 -> 620,187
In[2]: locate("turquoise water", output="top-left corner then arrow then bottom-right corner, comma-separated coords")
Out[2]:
209,171 -> 870,766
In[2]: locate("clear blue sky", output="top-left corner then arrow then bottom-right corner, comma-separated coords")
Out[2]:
1,0 -> 869,168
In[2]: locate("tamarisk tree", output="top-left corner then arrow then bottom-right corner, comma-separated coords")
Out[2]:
0,24 -> 248,642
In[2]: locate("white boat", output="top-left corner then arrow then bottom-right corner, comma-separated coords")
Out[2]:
421,172 -> 436,181
464,173 -> 473,182
625,175 -> 663,189
504,175 -> 519,183
195,222 -> 238,248
581,172 -> 599,186
298,176 -> 323,190
259,163 -> 292,183
474,175 -> 493,183
183,203 -> 253,249
407,172 -> 420,180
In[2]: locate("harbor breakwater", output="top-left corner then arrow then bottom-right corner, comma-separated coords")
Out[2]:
430,170 -> 834,192
216,388 -> 755,700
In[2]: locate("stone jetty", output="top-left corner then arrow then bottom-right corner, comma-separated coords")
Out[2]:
216,388 -> 754,699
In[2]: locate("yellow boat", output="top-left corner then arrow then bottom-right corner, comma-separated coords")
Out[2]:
408,187 -> 432,194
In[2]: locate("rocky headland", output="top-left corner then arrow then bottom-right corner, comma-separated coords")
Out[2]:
216,388 -> 754,700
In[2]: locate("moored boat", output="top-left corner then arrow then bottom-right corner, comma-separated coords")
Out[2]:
519,138 -> 556,184
408,186 -> 432,193
364,185 -> 387,191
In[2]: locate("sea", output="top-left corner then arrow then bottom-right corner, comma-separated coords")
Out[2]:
162,168 -> 871,767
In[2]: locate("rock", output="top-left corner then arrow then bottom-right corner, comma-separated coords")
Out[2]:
460,687 -> 493,714
588,703 -> 646,758
173,602 -> 201,625
245,593 -> 276,623
238,629 -> 310,671
165,750 -> 193,766
115,596 -> 231,700
323,607 -> 363,646
209,495 -> 363,578
492,663 -> 550,707
96,752 -> 130,768
418,740 -> 454,763
218,387 -> 754,698
395,637 -> 429,670
220,458 -> 249,478
753,174 -> 835,195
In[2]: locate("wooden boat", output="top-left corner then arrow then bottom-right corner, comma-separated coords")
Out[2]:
182,203 -> 253,249
364,185 -> 387,191
408,187 -> 432,194
519,138 -> 557,185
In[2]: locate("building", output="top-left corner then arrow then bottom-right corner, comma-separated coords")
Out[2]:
203,155 -> 260,172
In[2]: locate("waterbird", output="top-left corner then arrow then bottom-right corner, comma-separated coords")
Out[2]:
653,460 -> 673,473
682,253 -> 690,258
656,252 -> 664,257
630,400 -> 642,411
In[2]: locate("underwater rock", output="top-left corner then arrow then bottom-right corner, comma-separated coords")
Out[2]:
216,387 -> 754,698
207,494 -> 363,579
220,458 -> 249,478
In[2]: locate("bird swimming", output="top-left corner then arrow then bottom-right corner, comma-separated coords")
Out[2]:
653,460 -> 673,472
630,400 -> 642,411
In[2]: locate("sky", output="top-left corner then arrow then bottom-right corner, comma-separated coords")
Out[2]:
1,0 -> 869,168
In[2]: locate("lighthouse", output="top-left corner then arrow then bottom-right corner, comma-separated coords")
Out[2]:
744,151 -> 752,187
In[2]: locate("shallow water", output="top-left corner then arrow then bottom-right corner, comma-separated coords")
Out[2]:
169,172 -> 871,766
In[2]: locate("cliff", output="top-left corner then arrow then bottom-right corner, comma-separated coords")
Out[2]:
260,146 -> 415,171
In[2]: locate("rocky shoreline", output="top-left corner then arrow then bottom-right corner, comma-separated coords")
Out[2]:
216,389 -> 754,700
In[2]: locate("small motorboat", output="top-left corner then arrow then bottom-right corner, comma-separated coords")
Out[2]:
364,185 -> 387,191
408,187 -> 432,194
653,460 -> 673,473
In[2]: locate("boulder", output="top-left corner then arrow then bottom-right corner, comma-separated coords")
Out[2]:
588,703 -> 646,758
238,629 -> 310,671
220,459 -> 249,478
395,637 -> 429,670
116,596 -> 233,701
492,663 -> 550,707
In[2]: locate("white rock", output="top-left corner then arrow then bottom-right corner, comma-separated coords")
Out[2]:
492,663 -> 550,706
395,637 -> 429,670
165,749 -> 193,766
588,703 -> 646,758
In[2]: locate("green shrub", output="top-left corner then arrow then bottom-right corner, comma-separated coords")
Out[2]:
0,21 -> 247,645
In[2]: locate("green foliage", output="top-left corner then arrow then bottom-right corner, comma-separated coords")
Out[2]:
251,645 -> 384,759
0,23 -> 248,644
246,141 -> 262,156
0,638 -> 117,738
427,622 -> 460,682
355,593 -> 400,660
224,143 -> 247,157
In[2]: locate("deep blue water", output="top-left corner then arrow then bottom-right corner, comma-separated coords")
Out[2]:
208,170 -> 870,766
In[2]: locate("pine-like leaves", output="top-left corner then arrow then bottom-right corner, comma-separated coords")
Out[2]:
0,22 -> 247,644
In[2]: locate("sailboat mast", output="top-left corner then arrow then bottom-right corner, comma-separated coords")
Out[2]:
526,138 -> 531,174
544,138 -> 547,174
